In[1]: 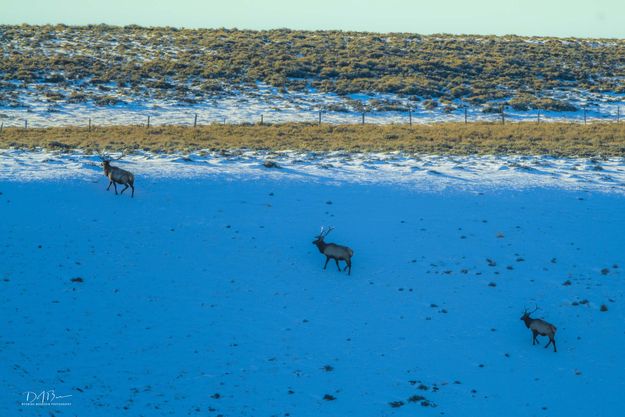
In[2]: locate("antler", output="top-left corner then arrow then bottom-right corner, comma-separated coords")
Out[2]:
95,148 -> 108,161
112,149 -> 128,160
318,226 -> 335,238
523,305 -> 539,315
94,147 -> 129,161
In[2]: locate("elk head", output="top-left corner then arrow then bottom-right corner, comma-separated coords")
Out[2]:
312,226 -> 334,245
520,305 -> 539,325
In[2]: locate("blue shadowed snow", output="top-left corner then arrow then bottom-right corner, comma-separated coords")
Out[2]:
1,177 -> 624,416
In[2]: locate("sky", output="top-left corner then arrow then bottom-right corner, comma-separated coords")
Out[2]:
1,0 -> 624,38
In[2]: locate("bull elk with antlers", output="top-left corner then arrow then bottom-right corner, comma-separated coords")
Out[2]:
312,226 -> 354,275
520,306 -> 557,352
97,150 -> 135,198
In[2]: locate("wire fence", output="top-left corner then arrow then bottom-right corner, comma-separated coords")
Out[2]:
0,105 -> 623,131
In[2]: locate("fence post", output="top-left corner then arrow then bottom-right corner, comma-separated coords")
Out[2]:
223,117 -> 226,125
24,119 -> 28,129
318,110 -> 322,126
500,104 -> 505,125
618,106 -> 621,123
361,112 -> 365,125
464,106 -> 468,124
537,110 -> 540,124
88,118 -> 91,131
260,114 -> 263,125
194,113 -> 198,128
409,109 -> 412,126
583,108 -> 587,125
147,115 -> 150,128
0,122 -> 3,134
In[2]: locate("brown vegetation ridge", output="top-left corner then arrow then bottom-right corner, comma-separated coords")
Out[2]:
1,122 -> 625,157
2,25 -> 625,111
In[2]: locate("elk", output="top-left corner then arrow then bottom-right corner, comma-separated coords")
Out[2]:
312,226 -> 354,275
97,150 -> 135,198
520,306 -> 557,352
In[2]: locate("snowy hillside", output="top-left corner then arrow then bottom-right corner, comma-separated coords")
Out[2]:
2,25 -> 625,127
1,154 -> 624,416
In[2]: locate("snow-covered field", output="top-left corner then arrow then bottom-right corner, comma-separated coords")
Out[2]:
1,86 -> 623,128
1,81 -> 624,128
2,149 -> 625,193
1,153 -> 624,416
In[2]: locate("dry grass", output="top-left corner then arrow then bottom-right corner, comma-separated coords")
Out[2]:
4,25 -> 625,107
1,122 -> 625,156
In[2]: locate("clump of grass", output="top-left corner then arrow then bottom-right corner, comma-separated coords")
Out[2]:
407,395 -> 426,402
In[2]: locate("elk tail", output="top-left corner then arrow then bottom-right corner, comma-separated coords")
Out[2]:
349,248 -> 354,256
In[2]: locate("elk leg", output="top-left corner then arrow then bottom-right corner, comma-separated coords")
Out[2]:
532,330 -> 538,345
346,259 -> 351,276
545,338 -> 556,352
323,257 -> 330,270
106,181 -> 113,191
112,182 -> 118,195
130,184 -> 134,198
120,184 -> 129,194
335,259 -> 341,271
